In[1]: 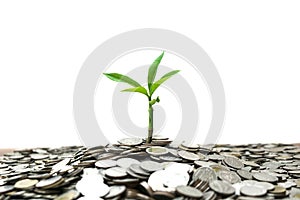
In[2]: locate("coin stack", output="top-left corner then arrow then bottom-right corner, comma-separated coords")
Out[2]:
0,137 -> 300,199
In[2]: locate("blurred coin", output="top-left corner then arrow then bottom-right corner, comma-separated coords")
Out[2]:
104,185 -> 126,198
240,185 -> 267,197
36,175 -> 63,188
118,138 -> 143,146
224,156 -> 244,169
218,170 -> 241,184
54,190 -> 80,200
237,169 -> 253,180
117,157 -> 140,169
105,167 -> 127,178
252,172 -> 278,183
14,179 -> 38,189
178,150 -> 200,161
209,180 -> 235,196
193,167 -> 217,182
176,185 -> 203,198
146,146 -> 168,156
95,159 -> 117,169
140,161 -> 163,172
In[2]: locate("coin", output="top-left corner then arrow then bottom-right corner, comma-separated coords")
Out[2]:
36,175 -> 63,188
105,167 -> 127,178
237,169 -> 253,180
14,179 -> 38,189
117,157 -> 140,169
209,180 -> 235,196
54,190 -> 80,200
118,138 -> 143,146
224,156 -> 244,169
178,150 -> 200,161
218,170 -> 241,184
176,185 -> 203,198
146,146 -> 168,156
140,161 -> 164,172
252,172 -> 278,183
95,159 -> 117,169
104,185 -> 126,198
240,185 -> 267,197
192,166 -> 217,182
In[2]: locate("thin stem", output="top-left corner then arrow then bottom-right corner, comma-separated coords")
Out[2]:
146,103 -> 153,143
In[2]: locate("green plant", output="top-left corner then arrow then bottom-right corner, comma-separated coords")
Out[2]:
103,52 -> 180,143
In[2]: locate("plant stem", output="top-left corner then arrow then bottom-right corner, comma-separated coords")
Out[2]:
146,103 -> 153,143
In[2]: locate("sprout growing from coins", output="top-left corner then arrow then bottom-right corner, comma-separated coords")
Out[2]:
103,52 -> 180,143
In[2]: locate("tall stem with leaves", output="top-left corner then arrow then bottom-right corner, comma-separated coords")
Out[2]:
103,52 -> 179,143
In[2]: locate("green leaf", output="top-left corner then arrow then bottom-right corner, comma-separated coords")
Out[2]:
103,73 -> 141,87
147,52 -> 164,90
121,86 -> 149,97
150,70 -> 180,95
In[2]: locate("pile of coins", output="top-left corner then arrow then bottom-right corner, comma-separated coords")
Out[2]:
1,137 -> 300,199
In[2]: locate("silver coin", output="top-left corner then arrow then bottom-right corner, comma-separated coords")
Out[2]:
129,164 -> 150,176
146,146 -> 168,156
237,169 -> 253,180
240,185 -> 267,197
224,156 -> 244,169
209,180 -> 235,196
36,175 -> 63,188
192,167 -> 217,182
178,150 -> 200,161
218,170 -> 241,184
118,138 -> 143,146
104,185 -> 126,198
95,159 -> 117,169
252,172 -> 278,183
105,167 -> 127,178
117,158 -> 140,169
140,161 -> 164,172
176,185 -> 203,198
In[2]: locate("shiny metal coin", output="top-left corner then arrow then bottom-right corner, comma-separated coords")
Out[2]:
224,156 -> 244,169
218,170 -> 241,184
95,159 -> 117,169
14,179 -> 38,189
176,185 -> 203,198
252,172 -> 278,183
146,146 -> 168,156
105,167 -> 127,178
36,175 -> 63,188
140,161 -> 163,172
240,185 -> 267,197
178,150 -> 200,161
104,185 -> 126,198
193,167 -> 217,182
0,185 -> 14,194
118,138 -> 143,146
209,180 -> 235,196
117,157 -> 140,169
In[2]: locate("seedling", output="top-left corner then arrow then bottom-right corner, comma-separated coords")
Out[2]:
103,52 -> 180,143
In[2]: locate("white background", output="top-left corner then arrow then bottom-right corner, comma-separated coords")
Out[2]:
0,1 -> 299,148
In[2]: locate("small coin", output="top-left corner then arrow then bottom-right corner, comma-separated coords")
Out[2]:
252,172 -> 278,183
240,185 -> 267,197
95,159 -> 117,169
36,175 -> 63,188
14,179 -> 38,189
178,150 -> 200,161
105,167 -> 127,178
129,164 -> 150,176
140,161 -> 163,172
117,158 -> 140,169
146,146 -> 168,156
224,156 -> 244,169
54,190 -> 80,200
0,185 -> 14,194
176,185 -> 203,198
104,185 -> 126,198
192,167 -> 217,182
218,170 -> 241,184
118,138 -> 143,146
237,169 -> 253,180
209,180 -> 235,196
30,153 -> 49,160
269,185 -> 286,195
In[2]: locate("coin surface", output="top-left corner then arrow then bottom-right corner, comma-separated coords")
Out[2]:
118,138 -> 143,146
240,185 -> 267,197
14,179 -> 38,189
95,159 -> 117,169
0,185 -> 14,194
146,146 -> 168,156
252,172 -> 278,183
209,180 -> 235,196
178,150 -> 200,161
117,157 -> 140,169
176,185 -> 203,198
35,175 -> 63,188
105,167 -> 127,178
140,161 -> 164,172
224,156 -> 244,169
